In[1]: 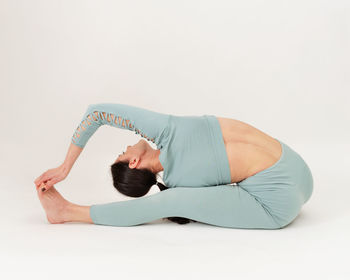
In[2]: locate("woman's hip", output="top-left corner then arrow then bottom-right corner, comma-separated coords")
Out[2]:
237,139 -> 314,205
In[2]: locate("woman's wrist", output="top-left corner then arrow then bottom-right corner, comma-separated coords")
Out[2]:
60,162 -> 71,176
61,142 -> 83,176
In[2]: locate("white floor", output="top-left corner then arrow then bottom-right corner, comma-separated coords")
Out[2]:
0,140 -> 349,280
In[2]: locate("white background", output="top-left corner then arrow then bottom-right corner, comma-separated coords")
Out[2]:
1,0 -> 349,279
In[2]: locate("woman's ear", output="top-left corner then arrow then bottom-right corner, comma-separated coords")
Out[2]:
128,156 -> 140,169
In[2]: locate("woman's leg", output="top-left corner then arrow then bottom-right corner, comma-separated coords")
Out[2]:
36,183 -> 284,228
36,177 -> 305,229
87,184 -> 299,229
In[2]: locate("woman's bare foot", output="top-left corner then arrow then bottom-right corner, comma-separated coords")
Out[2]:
36,183 -> 71,224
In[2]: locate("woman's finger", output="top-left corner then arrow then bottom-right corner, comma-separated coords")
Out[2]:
38,169 -> 52,180
35,172 -> 49,186
40,174 -> 51,185
45,178 -> 56,189
34,174 -> 44,185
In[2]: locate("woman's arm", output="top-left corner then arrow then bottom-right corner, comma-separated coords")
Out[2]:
34,142 -> 82,189
62,142 -> 83,174
71,103 -> 171,149
35,103 -> 170,190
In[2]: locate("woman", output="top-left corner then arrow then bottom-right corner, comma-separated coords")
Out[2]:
34,103 -> 313,229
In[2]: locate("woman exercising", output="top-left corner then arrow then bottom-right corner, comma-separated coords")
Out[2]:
34,103 -> 313,229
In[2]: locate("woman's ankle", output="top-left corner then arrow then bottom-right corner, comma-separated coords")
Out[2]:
65,203 -> 93,224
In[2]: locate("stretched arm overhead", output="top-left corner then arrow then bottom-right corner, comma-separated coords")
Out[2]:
34,103 -> 170,190
71,103 -> 170,149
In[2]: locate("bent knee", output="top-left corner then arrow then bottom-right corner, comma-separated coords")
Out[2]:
269,189 -> 304,229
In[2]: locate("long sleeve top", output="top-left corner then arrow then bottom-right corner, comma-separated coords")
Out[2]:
71,103 -> 232,187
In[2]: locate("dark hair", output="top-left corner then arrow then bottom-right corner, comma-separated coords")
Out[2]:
110,161 -> 196,225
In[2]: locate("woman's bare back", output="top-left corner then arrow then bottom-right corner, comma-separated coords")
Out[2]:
216,117 -> 282,183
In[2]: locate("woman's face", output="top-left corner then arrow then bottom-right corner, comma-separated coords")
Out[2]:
114,139 -> 150,164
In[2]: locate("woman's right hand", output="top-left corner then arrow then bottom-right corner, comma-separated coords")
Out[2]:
34,164 -> 69,191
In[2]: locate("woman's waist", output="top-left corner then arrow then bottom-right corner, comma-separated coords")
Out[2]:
237,140 -> 313,185
226,140 -> 284,182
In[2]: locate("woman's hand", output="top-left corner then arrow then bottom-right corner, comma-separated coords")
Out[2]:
34,164 -> 69,191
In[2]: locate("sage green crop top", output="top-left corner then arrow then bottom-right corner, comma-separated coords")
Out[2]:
71,103 -> 232,187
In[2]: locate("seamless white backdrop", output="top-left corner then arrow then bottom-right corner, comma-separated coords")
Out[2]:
0,1 -> 349,279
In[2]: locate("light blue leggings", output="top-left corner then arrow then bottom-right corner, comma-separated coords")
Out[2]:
90,140 -> 314,229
